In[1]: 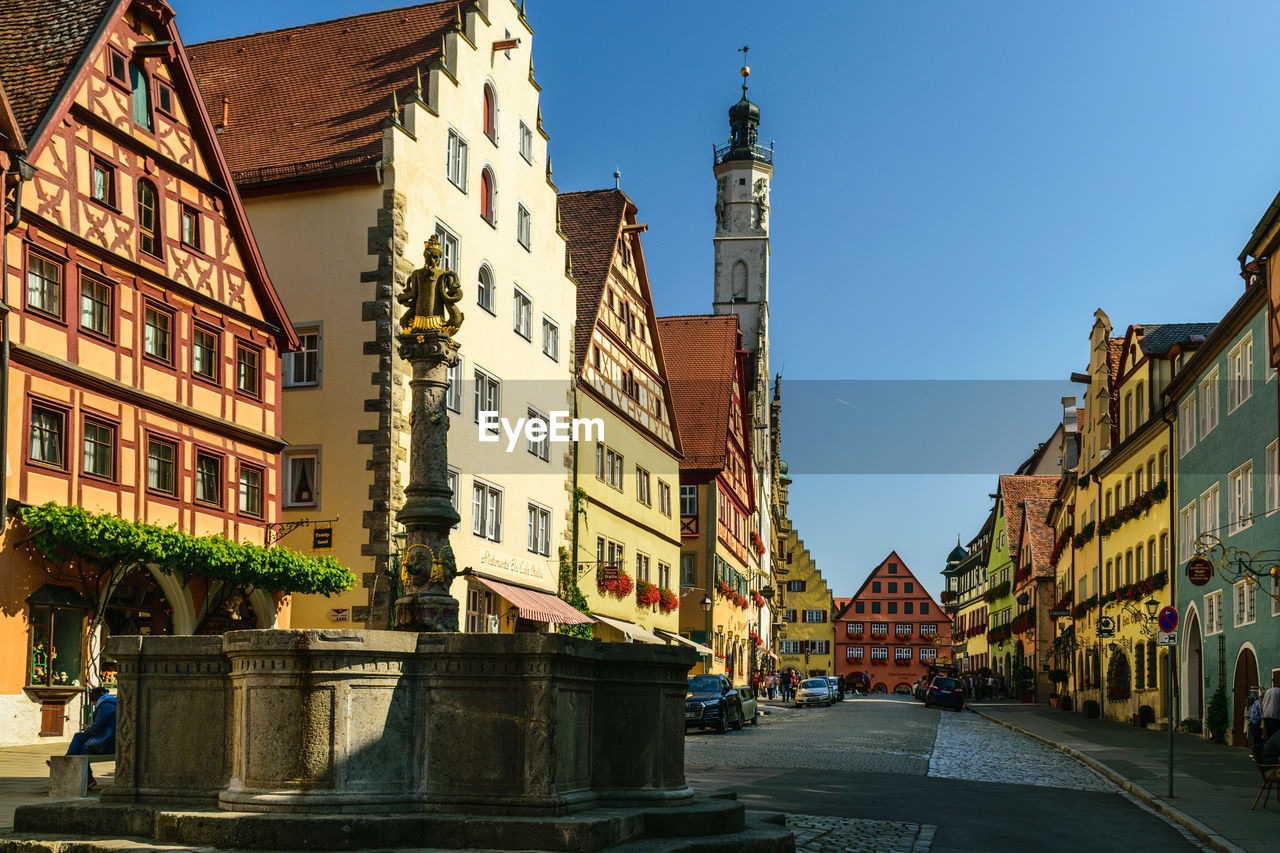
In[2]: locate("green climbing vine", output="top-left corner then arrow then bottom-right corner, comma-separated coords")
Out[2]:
557,546 -> 592,640
19,502 -> 355,595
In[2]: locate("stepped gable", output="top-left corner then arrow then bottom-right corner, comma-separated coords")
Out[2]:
188,0 -> 456,183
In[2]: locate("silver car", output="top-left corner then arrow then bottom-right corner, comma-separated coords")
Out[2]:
736,686 -> 760,725
795,677 -> 832,707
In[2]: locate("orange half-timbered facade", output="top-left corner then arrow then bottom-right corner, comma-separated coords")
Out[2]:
660,314 -> 763,681
0,0 -> 296,745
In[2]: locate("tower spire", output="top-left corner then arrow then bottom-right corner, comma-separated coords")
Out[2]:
738,45 -> 750,96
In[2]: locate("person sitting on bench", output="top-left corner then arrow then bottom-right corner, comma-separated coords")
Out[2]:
51,687 -> 116,790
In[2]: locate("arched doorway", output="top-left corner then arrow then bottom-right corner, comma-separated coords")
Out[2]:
1233,646 -> 1260,747
1107,649 -> 1131,704
871,682 -> 887,694
1184,611 -> 1203,724
893,683 -> 912,695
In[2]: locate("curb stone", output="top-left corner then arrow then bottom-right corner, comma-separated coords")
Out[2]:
970,709 -> 1246,853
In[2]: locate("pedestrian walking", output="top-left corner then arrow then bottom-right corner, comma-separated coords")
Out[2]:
1260,682 -> 1280,740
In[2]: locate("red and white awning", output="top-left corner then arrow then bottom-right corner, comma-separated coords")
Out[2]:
473,576 -> 592,625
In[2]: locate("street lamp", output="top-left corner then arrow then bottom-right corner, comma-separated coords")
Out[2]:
1144,598 -> 1159,620
700,595 -> 712,613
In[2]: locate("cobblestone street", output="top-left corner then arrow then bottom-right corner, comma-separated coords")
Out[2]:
686,695 -> 1210,853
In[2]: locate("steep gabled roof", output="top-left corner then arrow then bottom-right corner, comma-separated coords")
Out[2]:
1021,498 -> 1056,578
558,189 -> 629,370
998,475 -> 1059,552
1136,323 -> 1218,356
188,1 -> 456,184
0,78 -> 27,153
658,314 -> 741,471
0,0 -> 114,143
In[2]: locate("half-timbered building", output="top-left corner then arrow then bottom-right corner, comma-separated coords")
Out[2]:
0,0 -> 296,745
660,313 -> 764,680
558,189 -> 685,645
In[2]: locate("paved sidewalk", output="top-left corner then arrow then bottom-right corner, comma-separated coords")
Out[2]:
971,701 -> 1271,853
0,742 -> 111,833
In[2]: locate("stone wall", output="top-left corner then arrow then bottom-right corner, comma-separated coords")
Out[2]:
102,630 -> 696,815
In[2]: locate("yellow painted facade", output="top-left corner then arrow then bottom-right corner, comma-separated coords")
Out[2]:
774,528 -> 835,678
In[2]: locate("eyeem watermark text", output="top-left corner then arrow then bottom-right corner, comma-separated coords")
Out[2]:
478,411 -> 604,452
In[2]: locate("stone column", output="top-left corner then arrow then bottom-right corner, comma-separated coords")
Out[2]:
395,329 -> 462,632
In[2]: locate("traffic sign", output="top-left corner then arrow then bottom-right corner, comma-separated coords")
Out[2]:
1157,606 -> 1178,633
1158,630 -> 1177,647
1187,555 -> 1213,587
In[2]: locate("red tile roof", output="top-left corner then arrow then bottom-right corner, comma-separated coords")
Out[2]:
0,0 -> 114,142
1021,498 -> 1056,578
188,1 -> 456,185
658,314 -> 740,471
557,190 -> 629,370
998,475 -> 1059,558
0,78 -> 24,153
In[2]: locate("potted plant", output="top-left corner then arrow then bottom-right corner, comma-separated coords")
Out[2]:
1206,685 -> 1229,744
1137,704 -> 1155,726
1178,717 -> 1203,734
1083,699 -> 1100,719
1047,669 -> 1069,708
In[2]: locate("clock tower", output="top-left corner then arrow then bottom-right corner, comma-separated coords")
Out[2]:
712,53 -> 777,665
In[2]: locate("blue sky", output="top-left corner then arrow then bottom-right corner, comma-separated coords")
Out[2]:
177,1 -> 1280,600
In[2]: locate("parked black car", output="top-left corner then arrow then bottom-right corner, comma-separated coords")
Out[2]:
686,675 -> 744,733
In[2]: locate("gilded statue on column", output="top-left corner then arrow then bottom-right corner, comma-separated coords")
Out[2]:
398,236 -> 464,336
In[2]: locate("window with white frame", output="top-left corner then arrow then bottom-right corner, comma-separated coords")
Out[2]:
870,647 -> 888,660
434,223 -> 460,272
920,624 -> 938,635
804,609 -> 825,623
599,446 -> 623,489
895,647 -> 912,661
780,640 -> 802,655
513,288 -> 532,339
636,466 -> 651,505
809,641 -> 829,655
679,484 -> 697,515
1205,589 -> 1223,635
635,552 -> 650,583
526,408 -> 549,461
870,623 -> 888,636
1233,579 -> 1256,627
472,480 -> 502,542
283,450 -> 319,508
518,121 -> 533,163
1199,369 -> 1219,438
284,326 -> 320,387
658,481 -> 671,516
446,358 -> 463,412
921,647 -> 937,661
1227,333 -> 1254,413
658,562 -> 670,589
477,264 -> 495,313
474,367 -> 500,432
1268,440 -> 1280,515
1200,485 -> 1219,545
446,130 -> 468,191
1179,395 -> 1196,456
541,316 -> 558,360
516,204 -> 531,249
446,467 -> 460,511
1229,461 -> 1253,534
527,503 -> 550,556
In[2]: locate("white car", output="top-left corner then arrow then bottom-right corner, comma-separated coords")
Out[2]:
795,677 -> 832,707
736,686 -> 760,725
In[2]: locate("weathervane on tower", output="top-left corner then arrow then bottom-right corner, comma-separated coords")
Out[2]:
738,44 -> 750,93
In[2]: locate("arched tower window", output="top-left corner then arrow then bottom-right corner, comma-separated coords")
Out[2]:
731,261 -> 748,301
137,179 -> 160,257
129,62 -> 152,130
480,167 -> 495,224
482,83 -> 496,141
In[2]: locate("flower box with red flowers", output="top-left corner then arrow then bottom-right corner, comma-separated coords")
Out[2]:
752,591 -> 766,609
597,569 -> 634,600
750,532 -> 766,556
657,587 -> 679,613
635,579 -> 660,607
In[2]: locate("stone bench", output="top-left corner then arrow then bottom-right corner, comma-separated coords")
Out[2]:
49,753 -> 114,798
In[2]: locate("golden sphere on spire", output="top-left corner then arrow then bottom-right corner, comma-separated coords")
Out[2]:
741,65 -> 750,78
